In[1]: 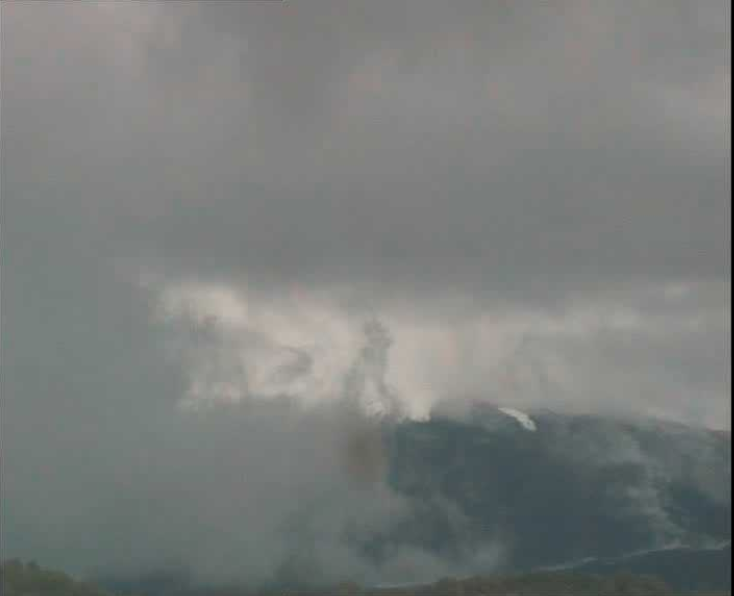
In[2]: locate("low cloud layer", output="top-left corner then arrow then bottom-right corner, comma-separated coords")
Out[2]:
148,275 -> 728,426
1,0 -> 730,585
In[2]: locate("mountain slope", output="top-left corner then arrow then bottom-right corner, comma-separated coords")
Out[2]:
380,404 -> 731,590
96,406 -> 730,594
1,560 -> 134,596
567,544 -> 732,594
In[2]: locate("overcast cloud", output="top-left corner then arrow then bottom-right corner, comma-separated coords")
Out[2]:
0,0 -> 730,582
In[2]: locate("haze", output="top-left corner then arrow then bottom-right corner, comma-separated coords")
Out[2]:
1,0 -> 730,587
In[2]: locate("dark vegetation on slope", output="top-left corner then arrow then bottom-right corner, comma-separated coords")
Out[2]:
3,560 -> 731,596
382,407 -> 731,576
570,545 -> 732,594
1,560 -> 136,596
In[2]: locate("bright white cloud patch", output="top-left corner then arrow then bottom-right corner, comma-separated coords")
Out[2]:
145,277 -> 730,429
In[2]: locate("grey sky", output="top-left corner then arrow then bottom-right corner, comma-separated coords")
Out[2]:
3,1 -> 729,292
0,0 -> 730,581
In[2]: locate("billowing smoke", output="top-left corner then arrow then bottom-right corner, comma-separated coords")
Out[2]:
1,270 -> 505,589
2,0 -> 728,589
343,318 -> 402,418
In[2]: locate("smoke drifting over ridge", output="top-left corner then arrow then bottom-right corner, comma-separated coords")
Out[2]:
1,0 -> 729,588
149,277 -> 728,426
1,273 -> 502,587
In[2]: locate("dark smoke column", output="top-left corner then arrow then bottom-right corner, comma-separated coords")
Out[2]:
339,317 -> 403,488
343,317 -> 402,418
